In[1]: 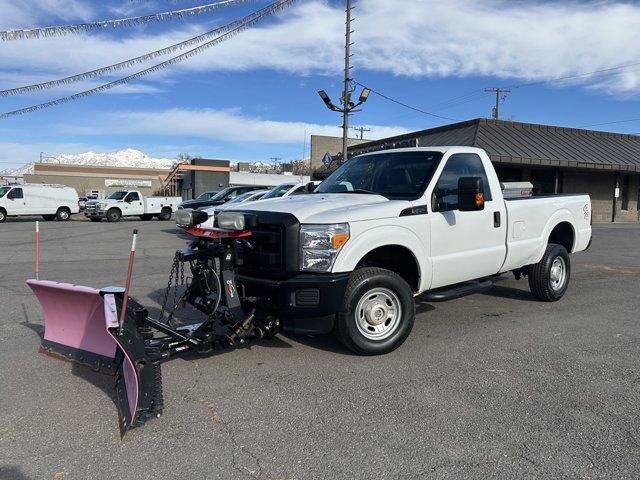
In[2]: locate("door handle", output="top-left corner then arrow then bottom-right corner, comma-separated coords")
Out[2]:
493,211 -> 501,228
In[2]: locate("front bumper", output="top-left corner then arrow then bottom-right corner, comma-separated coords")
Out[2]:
237,272 -> 350,334
85,210 -> 107,218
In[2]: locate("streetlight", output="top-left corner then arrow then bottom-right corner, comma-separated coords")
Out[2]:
317,86 -> 371,163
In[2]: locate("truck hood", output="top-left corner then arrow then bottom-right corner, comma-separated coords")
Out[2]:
229,193 -> 411,223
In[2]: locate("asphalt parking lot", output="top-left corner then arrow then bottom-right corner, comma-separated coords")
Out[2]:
1,218 -> 639,479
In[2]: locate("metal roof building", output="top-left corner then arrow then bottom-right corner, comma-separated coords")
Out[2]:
349,118 -> 640,223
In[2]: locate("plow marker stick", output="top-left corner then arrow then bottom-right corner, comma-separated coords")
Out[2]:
119,229 -> 138,335
35,221 -> 40,280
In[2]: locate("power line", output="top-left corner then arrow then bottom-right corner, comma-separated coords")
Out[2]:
507,61 -> 640,89
353,80 -> 460,121
1,14 -> 254,96
0,0 -> 295,119
579,117 -> 640,128
0,0 -> 255,41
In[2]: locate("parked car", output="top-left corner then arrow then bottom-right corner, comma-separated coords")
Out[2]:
84,190 -> 181,222
178,186 -> 267,210
181,189 -> 270,229
258,181 -> 316,200
187,146 -> 592,355
0,184 -> 79,222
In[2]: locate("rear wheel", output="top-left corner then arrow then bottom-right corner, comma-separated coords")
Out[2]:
336,267 -> 415,355
42,214 -> 56,221
158,208 -> 172,221
528,243 -> 571,302
0,208 -> 6,223
56,207 -> 71,221
106,208 -> 121,222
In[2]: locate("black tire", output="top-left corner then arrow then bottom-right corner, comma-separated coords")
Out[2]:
56,207 -> 71,221
140,214 -> 153,221
106,208 -> 121,222
0,208 -> 6,223
336,267 -> 415,355
528,243 -> 571,302
42,214 -> 56,221
89,217 -> 102,222
158,208 -> 172,221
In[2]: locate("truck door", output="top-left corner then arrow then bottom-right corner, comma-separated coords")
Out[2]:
6,187 -> 27,215
428,153 -> 507,288
123,192 -> 144,215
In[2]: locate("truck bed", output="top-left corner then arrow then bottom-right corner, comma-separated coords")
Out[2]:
501,193 -> 592,272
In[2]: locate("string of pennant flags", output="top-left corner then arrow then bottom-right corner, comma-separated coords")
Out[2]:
0,0 -> 296,118
0,0 -> 256,41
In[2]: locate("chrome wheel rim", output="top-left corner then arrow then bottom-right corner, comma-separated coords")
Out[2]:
60,211 -> 69,220
549,256 -> 566,291
355,287 -> 402,340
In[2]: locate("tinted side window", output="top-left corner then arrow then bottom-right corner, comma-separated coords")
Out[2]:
434,153 -> 492,210
11,188 -> 23,199
126,192 -> 140,202
290,186 -> 307,196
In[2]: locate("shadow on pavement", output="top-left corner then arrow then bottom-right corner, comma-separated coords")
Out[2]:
0,465 -> 31,480
481,284 -> 535,301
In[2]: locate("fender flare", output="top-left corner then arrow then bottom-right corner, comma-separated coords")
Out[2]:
532,209 -> 576,263
332,225 -> 430,290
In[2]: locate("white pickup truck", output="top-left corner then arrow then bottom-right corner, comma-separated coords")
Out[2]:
183,147 -> 592,355
84,190 -> 181,222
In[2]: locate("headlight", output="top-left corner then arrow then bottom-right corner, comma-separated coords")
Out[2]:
175,209 -> 208,227
217,211 -> 245,230
98,202 -> 108,209
216,212 -> 258,230
300,224 -> 350,272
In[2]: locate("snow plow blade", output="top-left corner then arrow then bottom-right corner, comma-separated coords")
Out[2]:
27,280 -> 163,435
27,280 -> 118,372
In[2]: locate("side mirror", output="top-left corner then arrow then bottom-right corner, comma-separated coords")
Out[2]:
306,182 -> 316,193
458,177 -> 485,211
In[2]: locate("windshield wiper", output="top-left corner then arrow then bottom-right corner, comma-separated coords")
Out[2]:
346,189 -> 383,196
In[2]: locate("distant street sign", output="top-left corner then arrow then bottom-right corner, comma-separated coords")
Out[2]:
322,152 -> 333,167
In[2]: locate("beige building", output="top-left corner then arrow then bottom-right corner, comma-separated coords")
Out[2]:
310,135 -> 370,170
25,163 -> 170,198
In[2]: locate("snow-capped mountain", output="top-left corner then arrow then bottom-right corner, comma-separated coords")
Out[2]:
1,149 -> 176,176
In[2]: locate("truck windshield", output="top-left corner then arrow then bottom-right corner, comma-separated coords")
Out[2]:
107,191 -> 128,200
262,184 -> 296,199
197,191 -> 218,200
315,151 -> 443,200
0,187 -> 10,198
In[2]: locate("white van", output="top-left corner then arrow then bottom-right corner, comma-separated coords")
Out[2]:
0,184 -> 79,222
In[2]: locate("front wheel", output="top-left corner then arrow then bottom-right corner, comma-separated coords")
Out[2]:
0,209 -> 6,223
106,208 -> 121,222
336,267 -> 415,355
528,243 -> 571,302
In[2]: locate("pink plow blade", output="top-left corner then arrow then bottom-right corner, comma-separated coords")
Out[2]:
27,279 -> 118,372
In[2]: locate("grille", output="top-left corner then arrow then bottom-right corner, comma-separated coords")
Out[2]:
238,222 -> 285,276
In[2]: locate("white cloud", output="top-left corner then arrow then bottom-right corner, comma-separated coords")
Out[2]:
65,107 -> 409,143
2,0 -> 640,95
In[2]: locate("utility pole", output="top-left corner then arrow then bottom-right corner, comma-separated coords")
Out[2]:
342,0 -> 353,161
317,0 -> 370,165
351,126 -> 371,140
484,87 -> 510,120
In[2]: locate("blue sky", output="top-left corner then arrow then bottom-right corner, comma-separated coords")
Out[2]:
1,0 -> 640,170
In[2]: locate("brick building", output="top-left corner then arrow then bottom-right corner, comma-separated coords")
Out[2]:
349,118 -> 640,223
